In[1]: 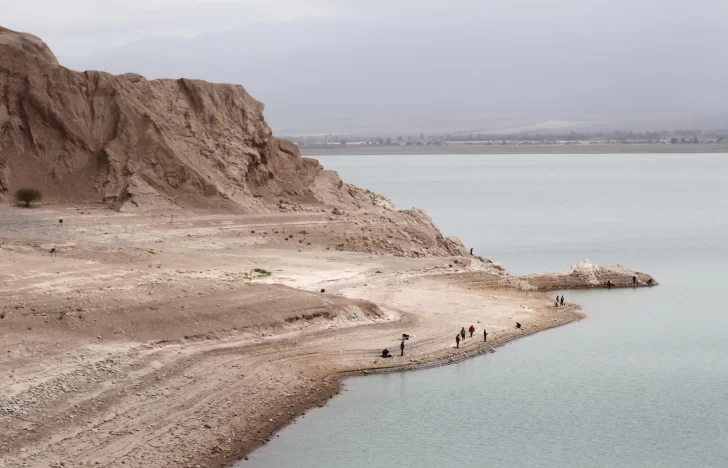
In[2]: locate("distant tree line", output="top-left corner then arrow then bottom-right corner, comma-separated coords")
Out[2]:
289,129 -> 728,146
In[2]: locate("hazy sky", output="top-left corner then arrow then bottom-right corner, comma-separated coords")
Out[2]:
5,0 -> 726,57
5,0 -> 728,134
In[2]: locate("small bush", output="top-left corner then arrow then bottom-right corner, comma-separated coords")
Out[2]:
15,188 -> 42,207
253,268 -> 272,276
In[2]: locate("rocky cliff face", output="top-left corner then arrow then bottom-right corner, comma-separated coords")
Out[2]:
0,26 -> 467,257
0,26 -> 321,211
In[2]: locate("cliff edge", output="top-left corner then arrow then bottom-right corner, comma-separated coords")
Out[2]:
0,26 -> 466,256
0,26 -> 323,211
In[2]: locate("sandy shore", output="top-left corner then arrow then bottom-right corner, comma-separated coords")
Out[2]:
300,142 -> 728,156
0,205 -> 607,467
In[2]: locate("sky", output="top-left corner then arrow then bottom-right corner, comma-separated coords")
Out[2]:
6,0 -> 725,57
2,0 -> 345,55
4,0 -> 728,134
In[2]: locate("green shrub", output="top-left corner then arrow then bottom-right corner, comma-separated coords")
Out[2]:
15,188 -> 42,207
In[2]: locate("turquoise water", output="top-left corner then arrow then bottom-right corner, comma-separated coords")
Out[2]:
238,154 -> 728,468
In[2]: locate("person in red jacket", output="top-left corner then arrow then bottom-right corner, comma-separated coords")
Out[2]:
455,334 -> 461,349
468,325 -> 475,337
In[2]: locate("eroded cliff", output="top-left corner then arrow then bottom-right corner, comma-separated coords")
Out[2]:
0,26 -> 466,257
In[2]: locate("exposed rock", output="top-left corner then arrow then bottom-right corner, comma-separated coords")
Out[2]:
0,26 -> 320,211
0,26 -> 464,257
523,259 -> 658,291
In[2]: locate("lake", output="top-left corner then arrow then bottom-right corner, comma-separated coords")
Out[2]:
238,154 -> 728,468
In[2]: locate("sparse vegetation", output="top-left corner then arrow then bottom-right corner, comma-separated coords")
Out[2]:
0,311 -> 6,319
221,268 -> 273,284
15,188 -> 42,207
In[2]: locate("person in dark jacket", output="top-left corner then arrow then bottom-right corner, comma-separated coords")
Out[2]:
483,328 -> 488,342
400,340 -> 405,356
460,327 -> 466,341
455,334 -> 461,349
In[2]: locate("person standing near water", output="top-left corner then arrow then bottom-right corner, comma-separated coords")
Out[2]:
455,334 -> 461,349
483,328 -> 488,342
400,340 -> 405,356
555,295 -> 560,307
560,295 -> 565,306
468,325 -> 475,337
460,327 -> 466,341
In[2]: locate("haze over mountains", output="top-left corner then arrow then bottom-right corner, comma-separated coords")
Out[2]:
59,7 -> 728,135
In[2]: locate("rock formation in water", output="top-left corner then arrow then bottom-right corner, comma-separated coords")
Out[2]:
0,26 -> 467,256
523,259 -> 658,291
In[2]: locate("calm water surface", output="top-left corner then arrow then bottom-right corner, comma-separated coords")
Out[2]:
238,154 -> 728,468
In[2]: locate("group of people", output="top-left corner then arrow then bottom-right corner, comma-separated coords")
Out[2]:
384,323 -> 501,357
554,295 -> 566,307
605,276 -> 653,288
382,334 -> 410,358
381,340 -> 407,358
454,325 -> 488,349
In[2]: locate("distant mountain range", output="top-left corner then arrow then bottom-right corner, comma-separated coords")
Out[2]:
61,18 -> 728,135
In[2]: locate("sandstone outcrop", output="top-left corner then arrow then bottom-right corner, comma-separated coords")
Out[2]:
0,26 -> 321,211
0,26 -> 466,256
523,259 -> 658,291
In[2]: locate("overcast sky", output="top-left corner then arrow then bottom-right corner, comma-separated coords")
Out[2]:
5,0 -> 727,134
5,0 -> 725,57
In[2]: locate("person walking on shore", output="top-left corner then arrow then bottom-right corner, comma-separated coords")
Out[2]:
483,328 -> 488,342
560,295 -> 565,306
555,295 -> 560,307
460,327 -> 466,341
455,334 -> 461,349
468,325 -> 475,337
400,340 -> 405,356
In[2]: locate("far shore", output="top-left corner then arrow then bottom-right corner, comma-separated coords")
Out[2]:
300,142 -> 728,156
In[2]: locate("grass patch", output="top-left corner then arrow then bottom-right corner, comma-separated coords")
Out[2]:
223,269 -> 273,283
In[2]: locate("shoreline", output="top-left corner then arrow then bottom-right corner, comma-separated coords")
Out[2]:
0,206 -> 647,468
300,142 -> 728,156
215,304 -> 585,467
